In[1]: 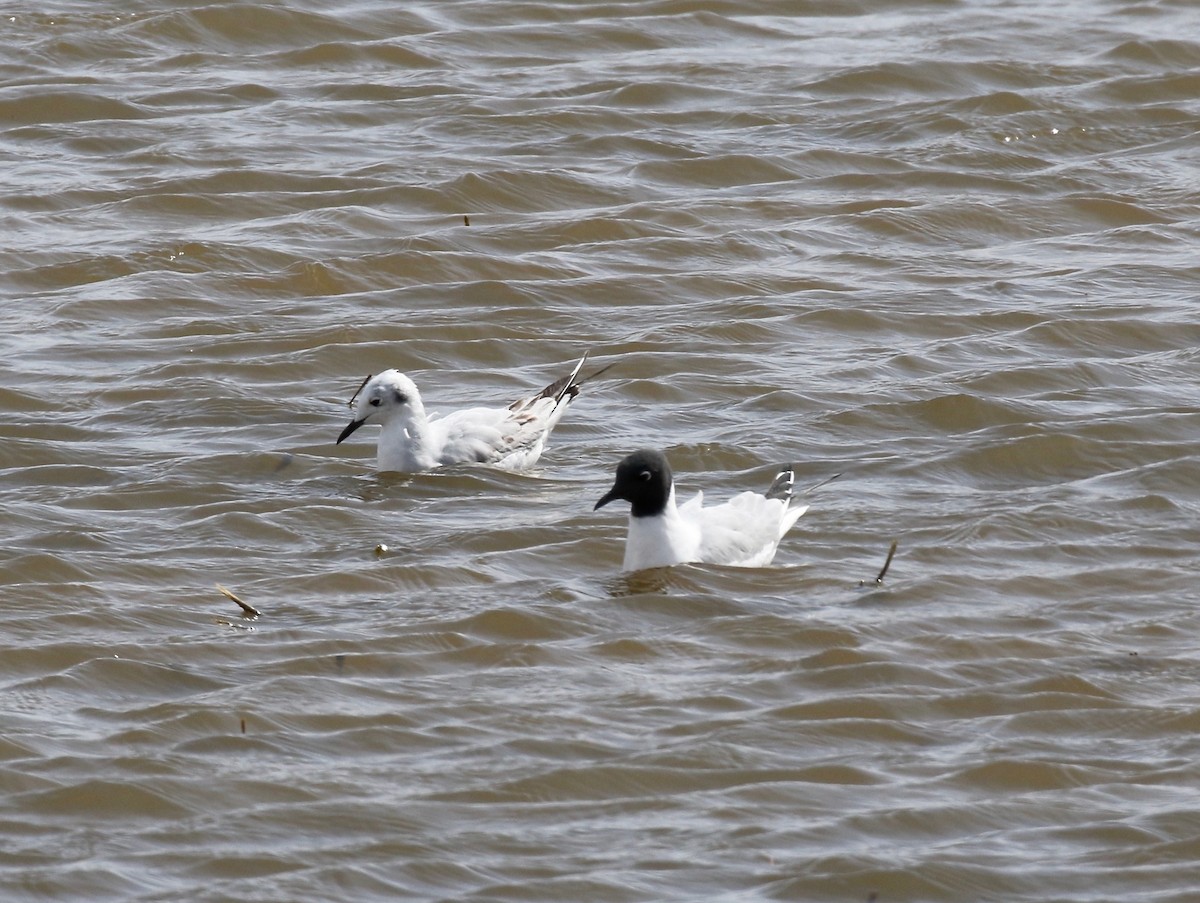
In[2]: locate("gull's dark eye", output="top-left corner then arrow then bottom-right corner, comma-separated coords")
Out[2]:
369,398 -> 382,407
638,470 -> 652,481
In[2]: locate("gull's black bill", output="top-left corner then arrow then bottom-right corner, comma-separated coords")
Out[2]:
594,487 -> 621,511
337,418 -> 366,444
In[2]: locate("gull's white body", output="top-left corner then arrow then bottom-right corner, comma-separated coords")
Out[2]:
595,449 -> 812,572
372,378 -> 570,472
623,487 -> 808,571
340,355 -> 599,473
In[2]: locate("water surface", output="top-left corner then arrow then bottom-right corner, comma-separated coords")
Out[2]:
2,1 -> 1199,901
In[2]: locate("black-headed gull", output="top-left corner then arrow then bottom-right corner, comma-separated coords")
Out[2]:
337,354 -> 609,472
594,448 -> 815,570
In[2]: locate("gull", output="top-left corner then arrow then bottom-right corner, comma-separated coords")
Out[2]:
337,353 -> 609,472
594,448 -> 827,571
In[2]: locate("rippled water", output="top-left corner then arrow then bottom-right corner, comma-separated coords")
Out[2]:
3,1 -> 1199,900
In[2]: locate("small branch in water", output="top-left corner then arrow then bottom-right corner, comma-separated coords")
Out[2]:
802,471 -> 842,495
859,540 -> 898,587
216,583 -> 261,619
463,214 -> 471,226
875,539 -> 898,583
347,373 -> 372,408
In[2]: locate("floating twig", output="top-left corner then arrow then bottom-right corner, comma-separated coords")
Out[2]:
463,214 -> 471,226
347,373 -> 372,409
216,583 -> 261,619
875,539 -> 898,583
859,540 -> 898,587
802,471 -> 842,495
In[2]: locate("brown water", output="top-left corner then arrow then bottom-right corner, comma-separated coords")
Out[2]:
3,1 -> 1200,901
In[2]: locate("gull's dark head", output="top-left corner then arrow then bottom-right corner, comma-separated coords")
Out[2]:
594,448 -> 673,518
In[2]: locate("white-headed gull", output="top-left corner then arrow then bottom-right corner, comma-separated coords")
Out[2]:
337,353 -> 610,472
594,448 -> 821,570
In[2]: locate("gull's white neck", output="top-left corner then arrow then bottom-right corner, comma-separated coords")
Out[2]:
622,487 -> 700,571
377,408 -> 439,472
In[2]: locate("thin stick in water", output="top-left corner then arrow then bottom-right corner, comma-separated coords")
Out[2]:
802,471 -> 842,495
347,373 -> 372,408
216,583 -> 261,619
873,540 -> 898,584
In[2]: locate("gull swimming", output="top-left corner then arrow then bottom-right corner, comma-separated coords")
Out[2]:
594,448 -> 824,571
337,353 -> 609,472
